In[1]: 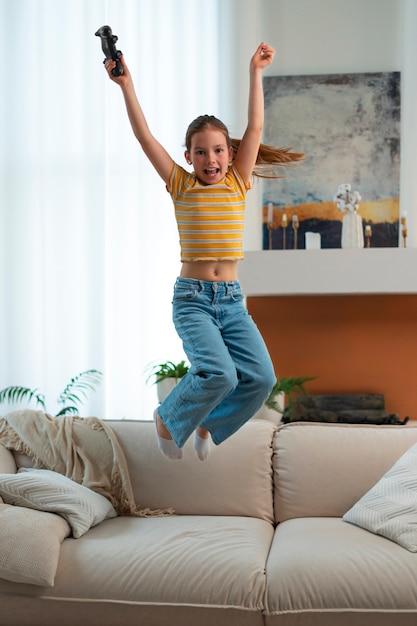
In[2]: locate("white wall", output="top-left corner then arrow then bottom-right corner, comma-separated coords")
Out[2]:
225,0 -> 416,251
260,0 -> 401,75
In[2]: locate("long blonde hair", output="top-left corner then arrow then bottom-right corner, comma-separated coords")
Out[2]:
185,115 -> 304,179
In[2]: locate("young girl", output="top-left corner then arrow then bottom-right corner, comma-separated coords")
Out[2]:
104,42 -> 302,461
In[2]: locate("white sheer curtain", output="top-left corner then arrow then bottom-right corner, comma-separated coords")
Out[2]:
0,0 -> 222,418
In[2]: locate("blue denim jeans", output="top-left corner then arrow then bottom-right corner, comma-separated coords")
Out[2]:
158,277 -> 276,447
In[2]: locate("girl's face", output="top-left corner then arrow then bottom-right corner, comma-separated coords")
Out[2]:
185,128 -> 233,185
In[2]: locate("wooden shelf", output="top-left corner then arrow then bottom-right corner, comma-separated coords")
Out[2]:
238,248 -> 417,297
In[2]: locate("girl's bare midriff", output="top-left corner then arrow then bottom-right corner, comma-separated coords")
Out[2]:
180,260 -> 238,282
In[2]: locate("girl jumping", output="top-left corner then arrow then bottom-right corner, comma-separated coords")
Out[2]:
104,42 -> 302,460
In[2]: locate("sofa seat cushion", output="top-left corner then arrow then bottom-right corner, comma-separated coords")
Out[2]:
0,515 -> 274,626
265,517 -> 417,624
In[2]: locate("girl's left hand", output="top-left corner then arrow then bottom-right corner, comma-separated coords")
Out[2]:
251,42 -> 275,70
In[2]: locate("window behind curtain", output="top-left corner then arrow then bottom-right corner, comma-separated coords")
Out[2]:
0,0 -> 220,419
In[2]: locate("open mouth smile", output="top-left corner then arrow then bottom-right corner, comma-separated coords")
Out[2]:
204,167 -> 220,177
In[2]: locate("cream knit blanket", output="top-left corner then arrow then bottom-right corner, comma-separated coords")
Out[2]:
0,410 -> 174,517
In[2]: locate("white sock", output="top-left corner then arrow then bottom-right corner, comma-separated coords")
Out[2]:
153,409 -> 183,460
194,431 -> 211,461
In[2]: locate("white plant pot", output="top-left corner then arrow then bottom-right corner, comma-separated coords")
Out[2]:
156,378 -> 179,403
252,392 -> 285,424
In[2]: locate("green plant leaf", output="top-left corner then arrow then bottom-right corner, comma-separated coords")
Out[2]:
145,360 -> 189,384
57,370 -> 103,409
61,393 -> 82,405
265,376 -> 318,412
0,386 -> 46,410
55,406 -> 80,416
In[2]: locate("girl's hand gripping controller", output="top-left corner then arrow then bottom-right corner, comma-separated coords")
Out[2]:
95,25 -> 123,76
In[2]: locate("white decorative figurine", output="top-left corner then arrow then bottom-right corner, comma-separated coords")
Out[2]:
334,183 -> 364,249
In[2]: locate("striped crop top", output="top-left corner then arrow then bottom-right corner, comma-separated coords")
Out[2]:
169,163 -> 250,262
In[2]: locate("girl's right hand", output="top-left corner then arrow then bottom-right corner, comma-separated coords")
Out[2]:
104,55 -> 131,85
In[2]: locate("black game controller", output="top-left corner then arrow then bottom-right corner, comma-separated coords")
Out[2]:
95,25 -> 123,76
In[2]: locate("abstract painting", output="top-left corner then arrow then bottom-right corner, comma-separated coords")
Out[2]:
262,72 -> 400,249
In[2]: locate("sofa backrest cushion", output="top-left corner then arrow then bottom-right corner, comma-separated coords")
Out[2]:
273,422 -> 417,522
107,419 -> 275,523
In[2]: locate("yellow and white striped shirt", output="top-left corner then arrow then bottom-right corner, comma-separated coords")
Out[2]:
169,164 -> 250,262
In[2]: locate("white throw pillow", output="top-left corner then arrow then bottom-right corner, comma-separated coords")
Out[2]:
0,468 -> 117,538
343,442 -> 417,551
0,503 -> 70,586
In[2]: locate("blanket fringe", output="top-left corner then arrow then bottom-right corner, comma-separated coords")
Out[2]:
135,507 -> 176,517
0,421 -> 44,468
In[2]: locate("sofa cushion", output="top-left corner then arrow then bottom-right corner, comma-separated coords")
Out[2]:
343,442 -> 417,551
273,422 -> 417,522
21,516 -> 273,611
265,517 -> 417,622
0,515 -> 274,625
107,419 -> 276,523
0,468 -> 117,538
0,503 -> 70,586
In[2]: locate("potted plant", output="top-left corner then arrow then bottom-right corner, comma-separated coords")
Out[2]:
260,375 -> 317,423
0,370 -> 103,417
146,360 -> 189,403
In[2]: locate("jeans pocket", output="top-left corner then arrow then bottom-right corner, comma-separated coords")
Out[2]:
173,286 -> 199,302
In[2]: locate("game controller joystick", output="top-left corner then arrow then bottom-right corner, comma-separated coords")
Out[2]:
95,25 -> 123,76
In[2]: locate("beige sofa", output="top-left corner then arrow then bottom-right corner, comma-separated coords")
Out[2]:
1,418 -> 417,626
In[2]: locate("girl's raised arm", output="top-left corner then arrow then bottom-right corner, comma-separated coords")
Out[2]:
105,56 -> 174,186
233,43 -> 275,185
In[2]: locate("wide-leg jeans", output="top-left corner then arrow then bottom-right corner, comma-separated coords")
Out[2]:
158,277 -> 276,447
